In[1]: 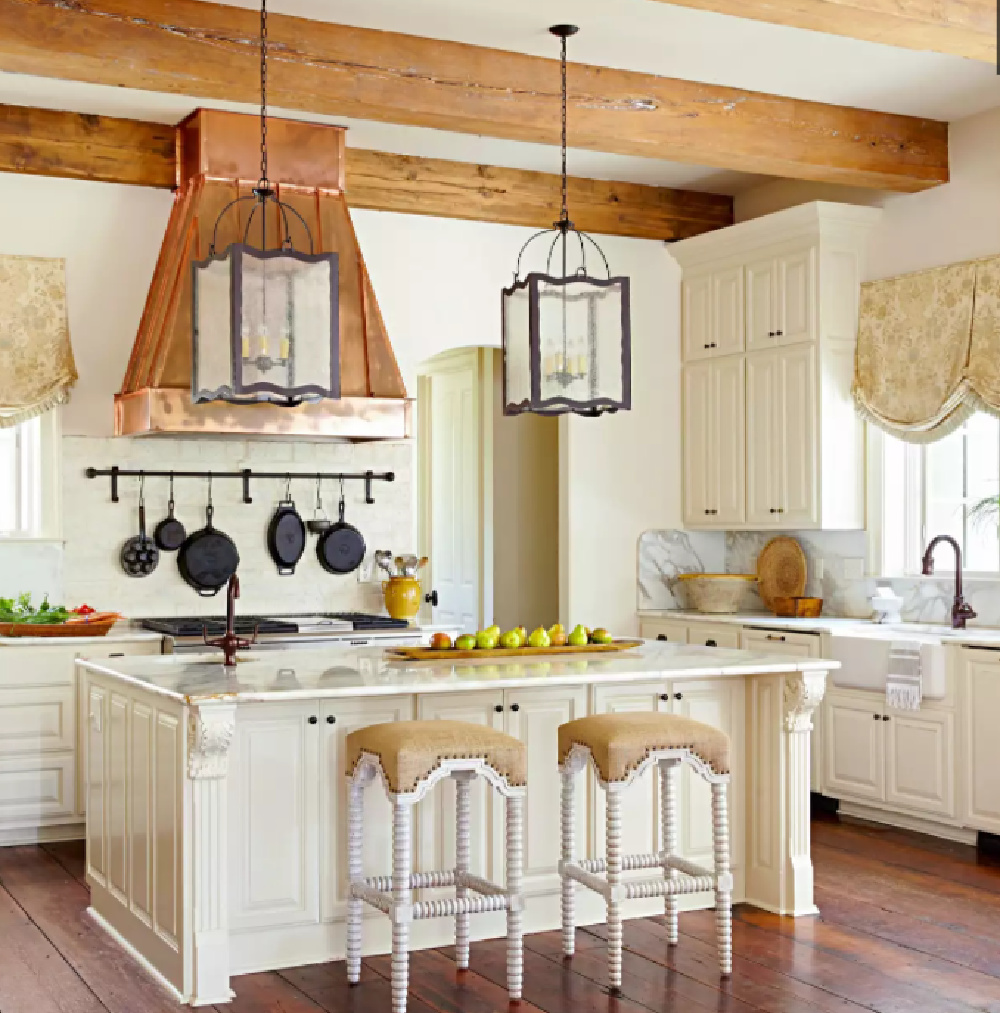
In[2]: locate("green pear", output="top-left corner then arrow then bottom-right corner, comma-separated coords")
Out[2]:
527,627 -> 551,648
568,625 -> 589,647
455,634 -> 477,651
499,629 -> 521,649
476,629 -> 499,650
591,627 -> 613,645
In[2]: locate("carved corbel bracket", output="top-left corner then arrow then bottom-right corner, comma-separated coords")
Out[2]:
783,670 -> 827,733
188,703 -> 237,779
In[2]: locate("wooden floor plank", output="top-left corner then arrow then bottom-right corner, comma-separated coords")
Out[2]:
40,840 -> 87,887
0,846 -> 186,1013
0,882 -> 107,1013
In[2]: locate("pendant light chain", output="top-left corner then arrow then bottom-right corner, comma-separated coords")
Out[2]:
559,31 -> 569,229
259,0 -> 269,189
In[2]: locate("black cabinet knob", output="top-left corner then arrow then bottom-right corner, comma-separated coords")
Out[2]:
425,590 -> 439,606
326,715 -> 336,724
768,331 -> 775,337
494,704 -> 503,713
770,508 -> 778,513
882,715 -> 890,721
674,692 -> 684,700
873,713 -> 880,720
776,329 -> 783,336
705,639 -> 717,647
308,715 -> 318,725
656,634 -> 668,641
510,703 -> 520,712
659,693 -> 670,702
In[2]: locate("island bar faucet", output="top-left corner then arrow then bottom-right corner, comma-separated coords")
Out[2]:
921,535 -> 977,629
202,573 -> 257,667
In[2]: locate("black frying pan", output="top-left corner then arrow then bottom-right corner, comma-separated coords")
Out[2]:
267,493 -> 306,575
153,474 -> 186,552
317,486 -> 366,574
177,484 -> 239,596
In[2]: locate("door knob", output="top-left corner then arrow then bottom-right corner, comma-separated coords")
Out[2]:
425,590 -> 439,606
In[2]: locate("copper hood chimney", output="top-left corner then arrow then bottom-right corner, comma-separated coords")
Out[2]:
117,109 -> 411,440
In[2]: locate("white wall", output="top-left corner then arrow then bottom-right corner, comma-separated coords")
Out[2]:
735,105 -> 1000,282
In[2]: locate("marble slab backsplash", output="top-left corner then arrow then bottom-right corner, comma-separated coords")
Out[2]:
638,528 -> 1000,627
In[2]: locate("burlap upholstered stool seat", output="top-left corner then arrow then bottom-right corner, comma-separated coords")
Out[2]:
557,711 -> 733,992
344,720 -> 527,1013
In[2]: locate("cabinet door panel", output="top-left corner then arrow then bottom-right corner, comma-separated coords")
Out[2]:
686,624 -> 741,650
683,275 -> 713,361
323,695 -> 415,918
0,753 -> 75,822
229,704 -> 320,930
745,258 -> 777,353
746,351 -> 781,526
712,267 -> 745,357
0,686 -> 74,755
885,710 -> 954,817
505,686 -> 587,888
778,247 -> 816,346
962,658 -> 1000,833
683,361 -> 714,525
779,345 -> 817,527
823,694 -> 884,802
713,356 -> 747,526
416,692 -> 505,884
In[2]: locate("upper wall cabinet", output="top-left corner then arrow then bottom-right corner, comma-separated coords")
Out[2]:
672,202 -> 881,532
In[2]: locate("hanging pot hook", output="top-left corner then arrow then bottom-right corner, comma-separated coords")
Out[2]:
207,472 -> 213,507
168,471 -> 175,510
138,471 -> 145,507
315,474 -> 323,511
338,476 -> 346,522
285,474 -> 292,501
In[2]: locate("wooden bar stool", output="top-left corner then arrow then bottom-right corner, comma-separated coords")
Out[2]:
344,719 -> 527,1013
557,712 -> 733,991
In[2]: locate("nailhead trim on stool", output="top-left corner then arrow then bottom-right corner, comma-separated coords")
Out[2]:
345,720 -> 527,1013
557,712 -> 733,990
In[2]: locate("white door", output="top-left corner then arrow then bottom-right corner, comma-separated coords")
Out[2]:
419,350 -> 486,629
713,356 -> 747,526
712,267 -> 745,357
823,692 -> 885,802
416,691 -> 505,884
229,703 -> 321,931
962,656 -> 1000,833
322,695 -> 415,919
682,274 -> 713,361
885,708 -> 954,818
745,257 -> 777,352
682,361 -> 714,525
778,246 -> 816,346
745,350 -> 782,527
504,685 -> 588,891
778,345 -> 817,527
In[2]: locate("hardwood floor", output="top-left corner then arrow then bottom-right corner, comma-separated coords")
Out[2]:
2,815 -> 1000,1013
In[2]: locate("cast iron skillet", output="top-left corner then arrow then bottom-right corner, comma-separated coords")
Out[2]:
177,487 -> 240,596
153,475 -> 186,552
317,486 -> 366,575
267,492 -> 306,575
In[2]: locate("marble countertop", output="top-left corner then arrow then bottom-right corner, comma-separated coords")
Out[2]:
77,640 -> 838,706
639,610 -> 1000,648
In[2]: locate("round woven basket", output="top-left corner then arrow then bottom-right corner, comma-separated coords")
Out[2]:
677,573 -> 756,614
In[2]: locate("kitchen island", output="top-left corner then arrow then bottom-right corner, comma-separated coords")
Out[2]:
78,640 -> 836,1006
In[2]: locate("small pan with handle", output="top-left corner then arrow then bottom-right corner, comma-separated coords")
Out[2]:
153,473 -> 187,551
267,476 -> 306,575
176,476 -> 240,597
317,480 -> 366,575
120,473 -> 160,577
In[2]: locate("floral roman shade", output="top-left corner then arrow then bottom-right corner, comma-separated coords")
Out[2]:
853,256 -> 1000,443
0,255 -> 77,428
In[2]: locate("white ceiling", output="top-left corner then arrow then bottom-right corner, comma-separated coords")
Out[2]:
1,0 -> 997,195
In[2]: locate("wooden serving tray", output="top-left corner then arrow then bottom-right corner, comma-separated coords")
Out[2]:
0,619 -> 117,638
388,639 -> 643,661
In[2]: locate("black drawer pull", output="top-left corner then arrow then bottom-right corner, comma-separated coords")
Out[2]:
308,715 -> 318,725
109,652 -> 124,658
660,693 -> 670,702
510,703 -> 520,712
882,715 -> 890,722
705,639 -> 717,647
494,704 -> 503,713
656,634 -> 668,641
873,713 -> 880,720
326,715 -> 336,724
765,634 -> 786,642
674,692 -> 684,701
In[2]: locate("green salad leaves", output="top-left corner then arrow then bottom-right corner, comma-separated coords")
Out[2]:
0,593 -> 72,625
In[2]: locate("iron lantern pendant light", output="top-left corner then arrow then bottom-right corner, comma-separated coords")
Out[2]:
502,25 -> 631,417
191,0 -> 339,407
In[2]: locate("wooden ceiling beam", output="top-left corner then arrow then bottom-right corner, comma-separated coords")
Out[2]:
0,104 -> 733,240
645,0 -> 996,63
0,0 -> 948,192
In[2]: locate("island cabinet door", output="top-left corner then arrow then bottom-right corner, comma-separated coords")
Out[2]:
823,691 -> 885,803
321,695 -> 415,920
503,685 -> 587,891
590,683 -> 671,882
416,691 -> 505,886
229,703 -> 322,931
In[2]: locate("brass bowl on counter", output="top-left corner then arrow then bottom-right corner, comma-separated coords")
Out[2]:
771,596 -> 823,618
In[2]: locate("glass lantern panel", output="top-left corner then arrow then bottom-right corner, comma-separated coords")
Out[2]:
192,255 -> 234,402
503,282 -> 532,411
237,251 -> 335,401
537,278 -> 625,408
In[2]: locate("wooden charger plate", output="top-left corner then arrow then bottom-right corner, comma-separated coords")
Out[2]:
756,537 -> 808,612
388,639 -> 644,661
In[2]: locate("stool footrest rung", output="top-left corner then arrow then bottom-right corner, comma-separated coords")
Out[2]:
561,854 -> 720,901
457,871 -> 508,897
577,852 -> 665,874
412,893 -> 512,920
351,881 -> 393,915
364,871 -> 458,891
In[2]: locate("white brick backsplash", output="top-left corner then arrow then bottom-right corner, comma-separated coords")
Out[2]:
61,436 -> 416,617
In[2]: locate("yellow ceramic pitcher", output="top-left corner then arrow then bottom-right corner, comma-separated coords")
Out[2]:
383,575 -> 421,622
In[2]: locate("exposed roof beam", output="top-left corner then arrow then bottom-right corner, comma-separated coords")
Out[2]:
0,0 -> 948,192
646,0 -> 996,63
0,104 -> 734,240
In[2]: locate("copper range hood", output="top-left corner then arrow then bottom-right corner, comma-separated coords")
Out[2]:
117,109 -> 412,440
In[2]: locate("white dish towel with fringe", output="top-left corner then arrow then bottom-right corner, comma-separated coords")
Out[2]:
886,640 -> 922,710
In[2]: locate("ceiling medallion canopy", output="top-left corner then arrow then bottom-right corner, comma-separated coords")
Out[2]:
191,0 -> 340,407
501,24 -> 632,418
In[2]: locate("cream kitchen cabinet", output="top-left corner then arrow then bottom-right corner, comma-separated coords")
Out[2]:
674,202 -> 880,531
682,356 -> 746,527
960,651 -> 1000,834
639,617 -> 741,651
823,691 -> 885,802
